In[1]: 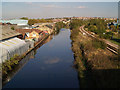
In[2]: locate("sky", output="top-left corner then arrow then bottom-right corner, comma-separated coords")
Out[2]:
2,0 -> 120,2
1,2 -> 119,19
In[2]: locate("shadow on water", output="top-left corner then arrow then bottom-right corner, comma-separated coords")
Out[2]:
2,50 -> 35,86
78,69 -> 120,88
3,29 -> 79,88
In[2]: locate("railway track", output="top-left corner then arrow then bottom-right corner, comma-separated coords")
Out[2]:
79,26 -> 119,55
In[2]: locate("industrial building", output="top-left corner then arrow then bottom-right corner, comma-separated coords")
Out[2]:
0,19 -> 28,26
0,25 -> 34,63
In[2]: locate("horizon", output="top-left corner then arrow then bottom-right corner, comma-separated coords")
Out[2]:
0,16 -> 118,20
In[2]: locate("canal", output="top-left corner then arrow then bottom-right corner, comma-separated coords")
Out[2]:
3,28 -> 79,88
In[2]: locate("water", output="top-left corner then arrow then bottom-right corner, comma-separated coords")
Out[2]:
3,28 -> 79,88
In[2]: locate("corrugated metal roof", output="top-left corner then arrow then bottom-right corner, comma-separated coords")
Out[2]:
0,37 -> 26,51
0,19 -> 28,25
0,25 -> 21,41
0,37 -> 30,62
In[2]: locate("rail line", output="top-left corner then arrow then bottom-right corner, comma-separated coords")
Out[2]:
79,26 -> 118,55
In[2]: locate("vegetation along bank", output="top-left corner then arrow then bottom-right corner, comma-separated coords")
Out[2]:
70,19 -> 120,88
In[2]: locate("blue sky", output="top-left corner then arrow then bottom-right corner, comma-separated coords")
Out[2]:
2,2 -> 118,19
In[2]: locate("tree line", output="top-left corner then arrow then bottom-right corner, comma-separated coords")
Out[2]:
84,19 -> 118,39
20,17 -> 53,25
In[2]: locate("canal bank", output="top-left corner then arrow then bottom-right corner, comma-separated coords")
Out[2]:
2,33 -> 51,82
70,27 -> 120,88
2,34 -> 54,86
3,28 -> 79,88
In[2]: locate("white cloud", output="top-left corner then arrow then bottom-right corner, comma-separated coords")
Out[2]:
44,58 -> 60,64
25,2 -> 33,5
41,5 -> 87,9
41,5 -> 63,8
76,6 -> 87,9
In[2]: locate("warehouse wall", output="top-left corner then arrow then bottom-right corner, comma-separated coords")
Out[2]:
0,37 -> 34,63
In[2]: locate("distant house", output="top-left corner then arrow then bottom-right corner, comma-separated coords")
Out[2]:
25,31 -> 41,40
34,25 -> 52,34
32,23 -> 54,34
43,31 -> 48,34
114,23 -> 118,27
108,22 -> 116,29
108,21 -> 119,30
16,29 -> 42,41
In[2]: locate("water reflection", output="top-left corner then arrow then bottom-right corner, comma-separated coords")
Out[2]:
53,30 -> 60,35
44,57 -> 60,64
3,29 -> 79,88
2,35 -> 53,87
35,35 -> 53,50
2,50 -> 35,86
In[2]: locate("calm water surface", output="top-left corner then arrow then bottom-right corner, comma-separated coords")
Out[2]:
3,29 -> 79,88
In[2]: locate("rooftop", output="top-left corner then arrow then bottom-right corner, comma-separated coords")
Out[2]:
16,29 -> 42,37
0,19 -> 28,26
16,29 -> 42,34
0,25 -> 21,41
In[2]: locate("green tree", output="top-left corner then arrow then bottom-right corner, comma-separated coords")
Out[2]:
110,25 -> 117,32
11,26 -> 14,30
28,19 -> 38,25
28,18 -> 53,25
86,19 -> 106,37
20,17 -> 29,20
70,19 -> 84,29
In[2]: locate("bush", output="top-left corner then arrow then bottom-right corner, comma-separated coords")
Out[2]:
99,32 -> 113,39
55,22 -> 66,30
92,39 -> 106,49
70,19 -> 85,29
86,19 -> 106,37
2,54 -> 20,75
11,26 -> 14,30
54,22 -> 67,34
70,28 -> 79,40
28,19 -> 53,25
20,17 -> 28,20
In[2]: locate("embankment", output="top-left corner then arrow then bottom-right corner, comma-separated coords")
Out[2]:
70,27 -> 120,88
2,34 -> 50,79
